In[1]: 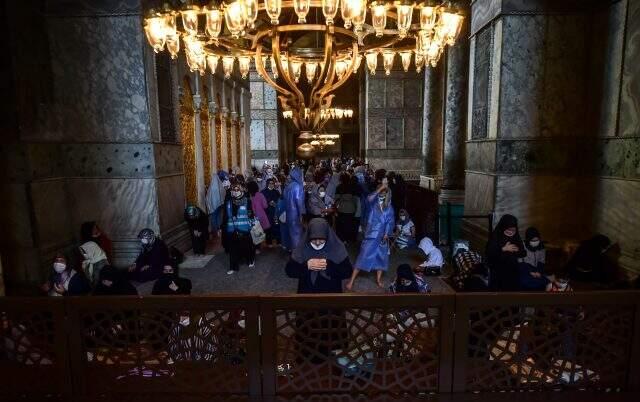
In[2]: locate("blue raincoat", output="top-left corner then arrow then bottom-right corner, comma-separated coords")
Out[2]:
284,167 -> 306,250
354,193 -> 395,272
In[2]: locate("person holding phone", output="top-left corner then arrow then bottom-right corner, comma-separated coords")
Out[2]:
486,214 -> 526,291
285,218 -> 353,293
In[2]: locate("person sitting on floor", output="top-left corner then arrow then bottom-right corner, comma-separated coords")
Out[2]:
451,241 -> 488,291
41,254 -> 91,297
394,209 -> 416,249
566,234 -> 612,284
389,264 -> 429,294
518,227 -> 551,291
417,237 -> 444,276
128,228 -> 171,283
93,265 -> 138,296
152,264 -> 192,295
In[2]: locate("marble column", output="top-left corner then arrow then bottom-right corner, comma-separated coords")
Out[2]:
420,62 -> 445,190
220,108 -> 229,171
192,75 -> 207,209
440,10 -> 470,203
208,99 -> 218,172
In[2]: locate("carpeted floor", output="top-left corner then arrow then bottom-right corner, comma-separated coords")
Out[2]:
136,239 -> 447,296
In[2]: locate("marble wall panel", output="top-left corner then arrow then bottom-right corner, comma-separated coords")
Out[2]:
249,81 -> 264,109
498,15 -> 545,138
472,26 -> 492,139
153,143 -> 183,176
595,137 -> 640,179
66,178 -> 159,239
385,79 -> 404,108
264,85 -> 277,109
404,79 -> 423,108
368,78 -> 386,108
368,119 -> 386,149
496,138 -> 577,175
250,109 -> 278,120
463,172 -> 496,214
29,179 -> 74,252
591,178 -> 640,275
250,120 -> 266,150
619,0 -> 640,137
404,115 -> 422,149
39,15 -> 151,142
264,119 -> 279,150
542,15 -> 587,137
386,118 -> 404,149
157,174 -> 186,233
466,141 -> 496,173
471,0 -> 501,36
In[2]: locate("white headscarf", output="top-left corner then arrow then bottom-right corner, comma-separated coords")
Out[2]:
205,172 -> 226,213
418,237 -> 443,267
80,241 -> 108,280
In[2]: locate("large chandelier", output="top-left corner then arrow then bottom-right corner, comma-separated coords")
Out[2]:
144,1 -> 463,134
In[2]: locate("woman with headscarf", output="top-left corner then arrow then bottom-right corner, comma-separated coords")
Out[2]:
285,218 -> 353,293
307,183 -> 332,221
284,167 -> 306,250
41,254 -> 91,296
566,234 -> 612,284
205,171 -> 228,235
80,221 -> 113,264
417,237 -> 444,276
394,209 -> 416,249
247,180 -> 270,248
93,265 -> 138,296
518,227 -> 550,291
79,240 -> 109,286
184,204 -> 209,256
334,173 -> 359,243
152,264 -> 192,295
128,228 -> 171,283
347,181 -> 395,290
388,264 -> 429,294
262,178 -> 281,247
222,182 -> 255,274
486,214 -> 526,291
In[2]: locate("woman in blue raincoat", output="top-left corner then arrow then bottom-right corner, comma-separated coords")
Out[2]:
283,167 -> 306,250
347,181 -> 395,290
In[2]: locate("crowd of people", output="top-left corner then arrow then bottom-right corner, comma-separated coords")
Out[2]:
39,157 -> 636,298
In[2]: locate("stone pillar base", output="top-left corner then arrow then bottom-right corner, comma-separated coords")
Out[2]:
438,188 -> 465,205
419,175 -> 443,192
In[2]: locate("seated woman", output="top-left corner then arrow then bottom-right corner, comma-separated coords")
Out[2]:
128,228 -> 171,283
518,227 -> 551,291
452,241 -> 488,291
417,237 -> 444,276
79,240 -> 109,287
388,264 -> 429,294
41,254 -> 91,296
486,214 -> 526,291
152,265 -> 192,295
394,209 -> 416,249
566,234 -> 612,284
285,218 -> 353,294
81,221 -> 114,263
93,265 -> 138,296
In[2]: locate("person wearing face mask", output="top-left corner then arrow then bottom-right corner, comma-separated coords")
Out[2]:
416,237 -> 444,276
93,265 -> 138,296
78,240 -> 109,286
222,183 -> 255,274
394,209 -> 416,249
255,173 -> 266,191
247,181 -> 270,250
347,182 -> 396,290
41,254 -> 91,296
128,228 -> 171,283
486,214 -> 527,291
152,264 -> 192,295
80,221 -> 114,265
262,178 -> 281,247
283,167 -> 306,250
184,204 -> 209,256
307,184 -> 332,221
388,264 -> 429,294
517,227 -> 550,291
285,218 -> 353,293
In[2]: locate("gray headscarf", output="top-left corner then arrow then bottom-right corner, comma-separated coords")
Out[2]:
291,218 -> 348,264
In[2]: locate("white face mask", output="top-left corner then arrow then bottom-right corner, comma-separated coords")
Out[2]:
223,180 -> 231,189
231,190 -> 242,198
179,316 -> 190,327
529,240 -> 540,248
310,241 -> 326,250
141,238 -> 150,245
267,170 -> 273,175
257,178 -> 263,182
319,191 -> 326,198
53,262 -> 66,273
399,215 -> 406,221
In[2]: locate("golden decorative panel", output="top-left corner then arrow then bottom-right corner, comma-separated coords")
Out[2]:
226,117 -> 233,170
200,88 -> 211,186
180,77 -> 197,205
215,115 -> 222,171
235,120 -> 242,169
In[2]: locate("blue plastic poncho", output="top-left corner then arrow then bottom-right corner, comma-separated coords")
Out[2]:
354,192 -> 395,272
284,167 -> 306,250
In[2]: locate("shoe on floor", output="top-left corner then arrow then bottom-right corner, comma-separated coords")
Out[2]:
227,270 -> 235,275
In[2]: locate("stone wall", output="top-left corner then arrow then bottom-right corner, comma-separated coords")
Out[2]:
364,69 -> 424,180
249,71 -> 280,168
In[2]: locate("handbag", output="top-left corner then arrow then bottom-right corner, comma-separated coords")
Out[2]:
250,220 -> 266,245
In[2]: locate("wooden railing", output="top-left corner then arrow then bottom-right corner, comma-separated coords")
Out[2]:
1,291 -> 639,401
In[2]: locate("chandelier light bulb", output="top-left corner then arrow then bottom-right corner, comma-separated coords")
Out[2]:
164,14 -> 177,37
290,59 -> 302,83
371,3 -> 387,37
224,1 -> 247,39
294,0 -> 311,23
222,56 -> 235,79
341,0 -> 357,29
353,54 -> 362,74
238,55 -> 251,79
207,54 -> 220,74
265,0 -> 282,25
166,33 -> 180,58
351,0 -> 367,32
270,55 -> 278,78
395,2 -> 414,38
400,51 -> 412,72
245,0 -> 259,29
365,52 -> 378,75
305,62 -> 318,83
382,50 -> 395,76
322,0 -> 339,25
180,7 -> 199,36
420,5 -> 437,30
335,60 -> 348,78
205,7 -> 223,39
442,11 -> 464,46
144,16 -> 167,53
415,53 -> 425,72
184,36 -> 205,72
